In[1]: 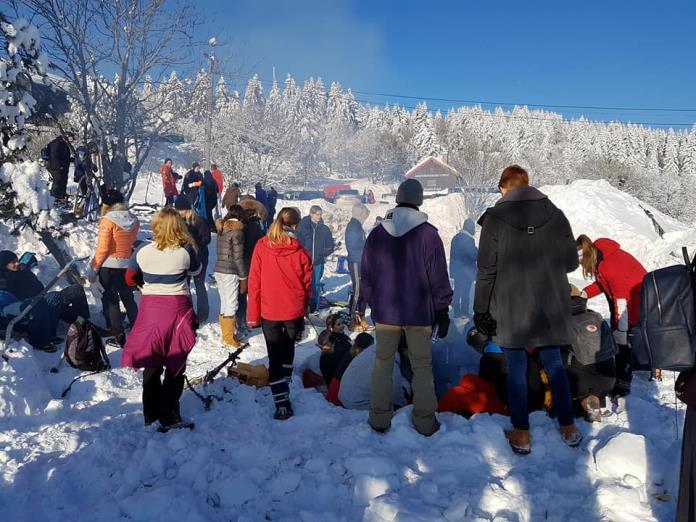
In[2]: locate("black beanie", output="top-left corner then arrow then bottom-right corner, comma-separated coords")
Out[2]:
174,197 -> 192,210
396,179 -> 424,207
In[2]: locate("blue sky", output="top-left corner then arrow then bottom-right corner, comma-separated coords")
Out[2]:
198,0 -> 696,128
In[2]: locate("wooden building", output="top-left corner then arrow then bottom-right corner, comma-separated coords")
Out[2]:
404,156 -> 459,192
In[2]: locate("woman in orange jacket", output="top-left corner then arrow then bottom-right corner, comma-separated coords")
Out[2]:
87,189 -> 140,346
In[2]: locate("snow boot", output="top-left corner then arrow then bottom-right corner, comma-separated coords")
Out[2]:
506,428 -> 531,455
106,333 -> 126,348
359,315 -> 375,332
220,315 -> 240,348
559,424 -> 583,448
580,395 -> 602,423
274,403 -> 294,421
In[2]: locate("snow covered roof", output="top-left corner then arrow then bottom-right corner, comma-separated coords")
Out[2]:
404,156 -> 459,178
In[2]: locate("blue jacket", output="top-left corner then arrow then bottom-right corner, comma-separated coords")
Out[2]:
345,218 -> 366,263
297,216 -> 335,266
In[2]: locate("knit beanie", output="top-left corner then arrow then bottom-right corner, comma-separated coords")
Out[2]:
0,250 -> 18,268
174,197 -> 192,210
396,179 -> 424,207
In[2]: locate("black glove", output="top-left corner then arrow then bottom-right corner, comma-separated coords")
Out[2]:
474,312 -> 497,337
434,309 -> 450,339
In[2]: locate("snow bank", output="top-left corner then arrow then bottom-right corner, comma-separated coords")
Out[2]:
0,161 -> 57,229
0,175 -> 687,521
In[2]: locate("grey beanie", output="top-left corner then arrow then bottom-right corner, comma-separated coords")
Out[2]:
396,179 -> 424,207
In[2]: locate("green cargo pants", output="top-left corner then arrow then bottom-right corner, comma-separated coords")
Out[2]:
369,323 -> 439,436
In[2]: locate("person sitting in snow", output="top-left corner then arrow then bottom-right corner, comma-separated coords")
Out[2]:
0,289 -> 62,352
338,338 -> 411,411
122,208 -> 201,431
449,218 -> 478,317
318,313 -> 353,386
575,234 -> 646,404
0,250 -> 90,327
326,332 -> 375,406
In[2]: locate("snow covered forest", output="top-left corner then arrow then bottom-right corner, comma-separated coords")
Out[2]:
133,70 -> 696,222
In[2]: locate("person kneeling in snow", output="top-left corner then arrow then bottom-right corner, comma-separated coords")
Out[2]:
0,250 -> 90,326
325,332 -> 375,406
121,208 -> 201,430
564,286 -> 617,422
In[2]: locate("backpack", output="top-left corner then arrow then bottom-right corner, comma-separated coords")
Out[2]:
64,318 -> 111,372
40,145 -> 50,162
570,308 -> 617,366
630,247 -> 696,371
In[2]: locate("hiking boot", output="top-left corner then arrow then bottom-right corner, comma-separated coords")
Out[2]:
274,404 -> 294,421
580,395 -> 602,423
559,424 -> 583,448
506,428 -> 531,455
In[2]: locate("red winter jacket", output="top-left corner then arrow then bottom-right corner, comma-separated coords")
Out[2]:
582,238 -> 647,329
160,164 -> 178,197
248,236 -> 312,326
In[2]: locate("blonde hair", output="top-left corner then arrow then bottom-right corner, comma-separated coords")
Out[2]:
576,234 -> 598,279
151,207 -> 197,252
268,207 -> 301,246
178,208 -> 201,227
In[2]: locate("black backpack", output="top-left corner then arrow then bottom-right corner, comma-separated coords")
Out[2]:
64,318 -> 111,372
630,247 -> 696,371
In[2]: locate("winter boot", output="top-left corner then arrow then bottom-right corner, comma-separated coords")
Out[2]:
359,315 -> 375,332
274,403 -> 294,421
559,424 -> 583,448
220,315 -> 240,348
506,428 -> 531,455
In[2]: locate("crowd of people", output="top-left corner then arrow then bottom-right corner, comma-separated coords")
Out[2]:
3,134 -> 692,514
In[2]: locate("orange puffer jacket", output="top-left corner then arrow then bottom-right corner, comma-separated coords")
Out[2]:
91,204 -> 140,270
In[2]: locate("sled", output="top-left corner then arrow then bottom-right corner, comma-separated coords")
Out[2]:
2,259 -> 79,361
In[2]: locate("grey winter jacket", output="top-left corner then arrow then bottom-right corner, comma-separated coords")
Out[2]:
214,218 -> 247,277
474,186 -> 578,348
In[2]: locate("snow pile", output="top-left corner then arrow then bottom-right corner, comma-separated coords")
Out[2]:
0,177 -> 688,521
0,161 -> 57,229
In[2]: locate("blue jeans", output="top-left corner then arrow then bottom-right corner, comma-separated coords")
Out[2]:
503,346 -> 574,430
310,263 -> 324,312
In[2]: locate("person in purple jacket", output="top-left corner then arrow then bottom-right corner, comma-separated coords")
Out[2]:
361,178 -> 453,436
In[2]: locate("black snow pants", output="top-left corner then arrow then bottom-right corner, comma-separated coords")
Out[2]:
262,318 -> 303,408
142,366 -> 186,426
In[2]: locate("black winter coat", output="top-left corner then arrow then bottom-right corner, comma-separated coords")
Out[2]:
182,169 -> 203,204
214,218 -> 247,277
474,186 -> 578,348
242,216 -> 263,268
46,136 -> 71,173
186,214 -> 211,262
0,268 -> 44,300
297,216 -> 335,266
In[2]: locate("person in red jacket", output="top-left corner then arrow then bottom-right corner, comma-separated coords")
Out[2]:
248,207 -> 313,420
576,235 -> 647,400
160,158 -> 181,206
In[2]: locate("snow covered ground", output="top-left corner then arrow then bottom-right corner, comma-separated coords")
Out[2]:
0,176 -> 691,521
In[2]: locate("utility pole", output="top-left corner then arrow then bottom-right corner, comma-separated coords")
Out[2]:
205,37 -> 217,171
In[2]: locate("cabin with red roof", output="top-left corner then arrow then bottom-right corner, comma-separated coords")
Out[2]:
404,156 -> 459,192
